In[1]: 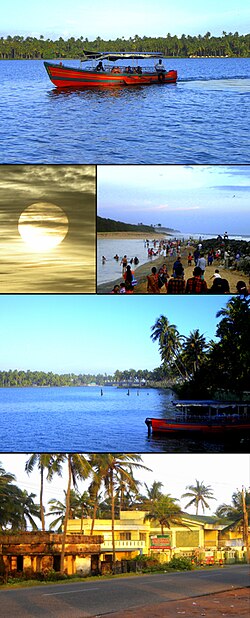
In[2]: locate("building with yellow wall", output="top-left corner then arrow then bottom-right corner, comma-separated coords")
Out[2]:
67,510 -> 241,562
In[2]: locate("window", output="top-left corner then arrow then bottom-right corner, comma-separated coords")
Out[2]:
120,532 -> 131,541
140,533 -> 146,542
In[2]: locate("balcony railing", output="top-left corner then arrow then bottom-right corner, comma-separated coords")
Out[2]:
101,540 -> 145,550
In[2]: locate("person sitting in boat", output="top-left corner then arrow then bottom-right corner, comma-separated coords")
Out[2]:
111,66 -> 121,73
135,66 -> 142,74
96,61 -> 104,71
155,58 -> 166,72
124,66 -> 133,74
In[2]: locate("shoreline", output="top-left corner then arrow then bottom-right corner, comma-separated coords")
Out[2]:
97,232 -> 174,239
97,246 -> 249,294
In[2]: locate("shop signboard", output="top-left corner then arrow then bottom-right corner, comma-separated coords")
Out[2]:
150,534 -> 171,549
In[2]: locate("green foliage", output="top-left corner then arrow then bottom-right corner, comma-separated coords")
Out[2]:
168,556 -> 193,570
97,217 -> 157,233
0,32 -> 249,60
157,297 -> 250,398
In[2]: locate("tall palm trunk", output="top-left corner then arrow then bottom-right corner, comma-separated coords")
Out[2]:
40,466 -> 45,531
110,470 -> 116,573
90,499 -> 98,535
60,456 -> 72,574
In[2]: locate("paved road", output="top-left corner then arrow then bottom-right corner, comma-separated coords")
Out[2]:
0,565 -> 249,617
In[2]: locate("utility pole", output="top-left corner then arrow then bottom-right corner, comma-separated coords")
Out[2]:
242,486 -> 249,564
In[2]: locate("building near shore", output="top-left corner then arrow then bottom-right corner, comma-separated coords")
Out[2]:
67,511 -> 248,564
0,532 -> 103,577
1,513 -> 247,578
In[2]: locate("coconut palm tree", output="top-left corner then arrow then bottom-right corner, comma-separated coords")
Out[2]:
181,480 -> 216,515
55,454 -> 91,574
47,489 -> 86,531
25,454 -> 62,531
212,296 -> 250,393
216,488 -> 249,561
151,315 -> 188,379
215,489 -> 250,522
89,454 -> 150,571
144,494 -> 184,534
181,329 -> 209,376
14,489 -> 41,531
138,481 -> 164,509
115,467 -> 142,517
104,455 -> 150,571
0,463 -> 23,530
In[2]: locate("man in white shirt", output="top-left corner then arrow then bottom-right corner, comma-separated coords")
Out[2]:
155,58 -> 166,72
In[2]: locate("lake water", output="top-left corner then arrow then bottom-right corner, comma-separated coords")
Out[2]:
0,386 -> 246,453
1,57 -> 249,164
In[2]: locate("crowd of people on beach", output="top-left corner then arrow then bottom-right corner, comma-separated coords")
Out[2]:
108,237 -> 249,295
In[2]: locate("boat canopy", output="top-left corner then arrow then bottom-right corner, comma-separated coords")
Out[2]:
173,400 -> 249,409
81,50 -> 163,62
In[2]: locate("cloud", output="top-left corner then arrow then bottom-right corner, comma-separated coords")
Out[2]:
153,205 -> 201,212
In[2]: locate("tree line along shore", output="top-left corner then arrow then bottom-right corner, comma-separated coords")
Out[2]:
0,32 -> 249,60
1,296 -> 249,400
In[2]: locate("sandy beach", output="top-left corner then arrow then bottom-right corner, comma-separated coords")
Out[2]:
97,241 -> 248,294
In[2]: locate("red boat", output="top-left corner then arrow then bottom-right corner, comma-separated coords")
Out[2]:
44,51 -> 177,88
145,401 -> 250,437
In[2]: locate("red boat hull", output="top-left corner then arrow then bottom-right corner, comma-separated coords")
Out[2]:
44,62 -> 177,88
146,417 -> 250,436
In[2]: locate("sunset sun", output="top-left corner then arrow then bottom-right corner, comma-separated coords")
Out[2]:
18,202 -> 69,252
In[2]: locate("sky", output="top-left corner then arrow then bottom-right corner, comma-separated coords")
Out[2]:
0,166 -> 96,293
0,453 -> 249,522
1,1 -> 249,39
97,165 -> 250,236
0,294 -> 230,374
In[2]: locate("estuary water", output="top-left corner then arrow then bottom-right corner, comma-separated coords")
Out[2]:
1,57 -> 249,164
0,386 -> 245,453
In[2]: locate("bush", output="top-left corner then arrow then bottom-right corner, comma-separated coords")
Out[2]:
168,556 -> 193,570
44,570 -> 68,581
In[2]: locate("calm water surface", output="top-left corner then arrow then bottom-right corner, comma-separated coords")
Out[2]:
1,58 -> 249,163
0,386 -> 245,453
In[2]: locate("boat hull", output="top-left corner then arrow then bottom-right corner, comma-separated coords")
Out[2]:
44,62 -> 177,88
145,417 -> 250,436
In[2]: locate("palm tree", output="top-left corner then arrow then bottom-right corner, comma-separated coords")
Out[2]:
115,467 -> 141,517
89,454 -> 150,571
139,481 -> 164,508
181,330 -> 209,376
48,496 -> 66,531
0,463 -> 22,530
25,454 -> 61,531
104,455 -> 150,571
14,489 -> 41,531
144,494 -> 184,535
55,454 -> 91,574
181,480 -> 216,515
215,489 -> 250,522
47,489 -> 86,531
74,491 -> 92,532
213,296 -> 250,393
216,488 -> 249,562
151,316 -> 188,379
